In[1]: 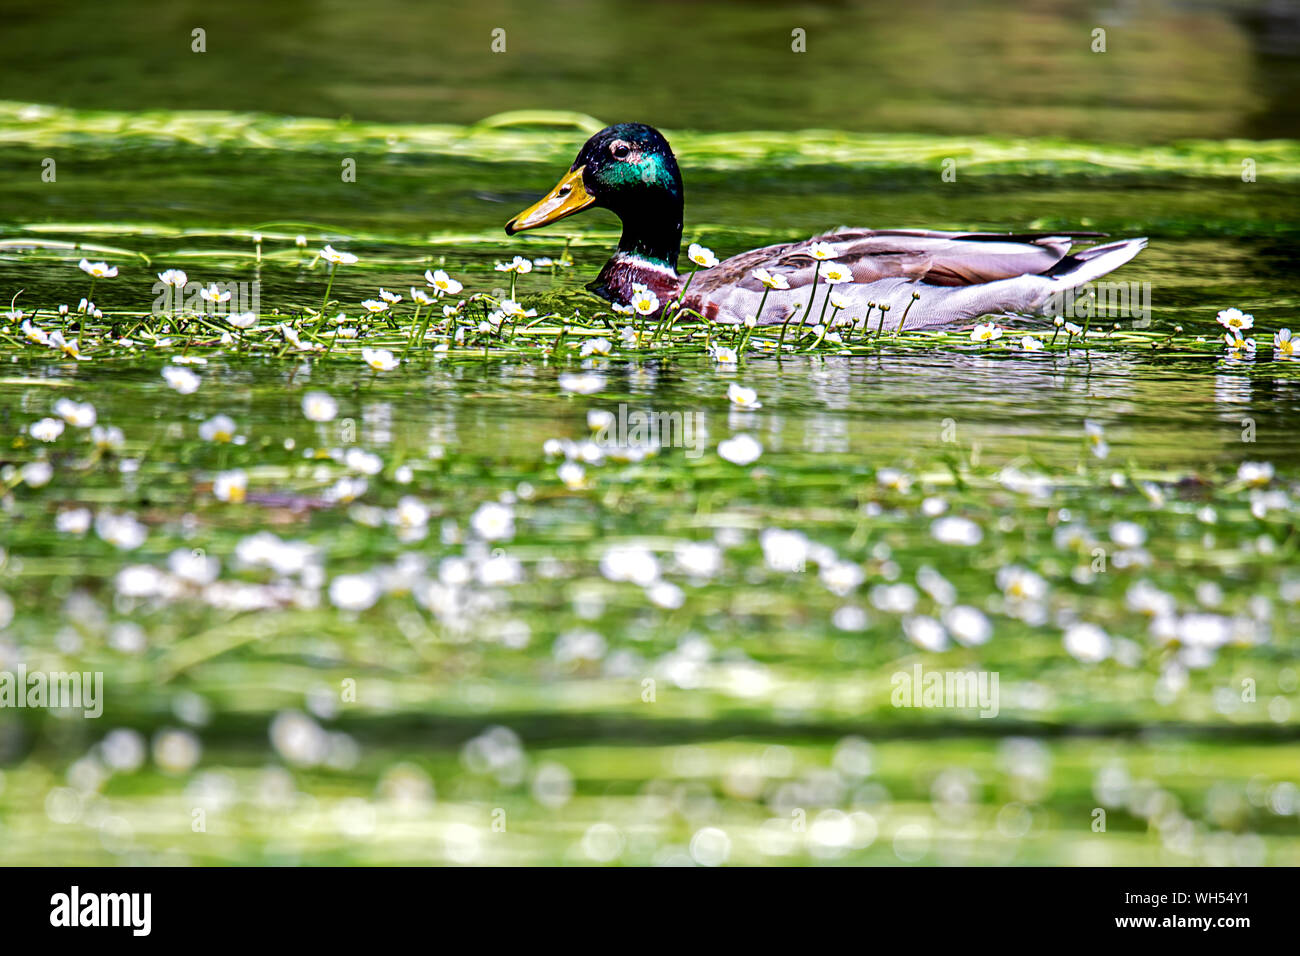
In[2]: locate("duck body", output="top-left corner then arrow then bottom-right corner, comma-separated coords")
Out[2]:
506,123 -> 1147,331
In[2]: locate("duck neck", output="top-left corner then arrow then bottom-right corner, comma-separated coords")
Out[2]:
589,206 -> 683,306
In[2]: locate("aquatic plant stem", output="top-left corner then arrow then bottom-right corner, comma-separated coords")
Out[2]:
896,291 -> 921,334
778,304 -> 803,352
313,262 -> 338,337
656,267 -> 697,343
406,304 -> 424,355
739,285 -> 771,356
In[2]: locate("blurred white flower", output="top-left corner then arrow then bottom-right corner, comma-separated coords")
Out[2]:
361,348 -> 398,372
329,574 -> 380,611
1064,622 -> 1111,663
471,501 -> 515,541
727,384 -> 762,409
301,391 -> 338,422
718,434 -> 762,465
29,418 -> 64,442
163,365 -> 201,394
199,414 -> 238,443
931,515 -> 982,545
53,398 -> 96,428
21,460 -> 53,487
213,470 -> 248,503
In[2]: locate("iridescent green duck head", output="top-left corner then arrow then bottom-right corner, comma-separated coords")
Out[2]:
506,123 -> 685,304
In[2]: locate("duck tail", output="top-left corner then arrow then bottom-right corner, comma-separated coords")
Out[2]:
1043,237 -> 1148,288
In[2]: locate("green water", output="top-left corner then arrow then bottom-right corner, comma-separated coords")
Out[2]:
1,0 -> 1299,866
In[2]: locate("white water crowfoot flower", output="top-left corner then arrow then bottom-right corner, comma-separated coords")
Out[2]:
1274,328 -> 1296,358
21,461 -> 53,488
200,283 -> 232,306
807,241 -> 838,261
1084,420 -> 1110,459
48,330 -> 90,360
931,515 -> 983,546
157,269 -> 187,288
53,398 -> 96,428
752,268 -> 790,290
315,247 -> 357,325
96,512 -> 147,550
56,507 -> 93,534
495,256 -> 532,274
630,285 -> 660,316
29,418 -> 65,442
78,259 -> 118,278
710,345 -> 738,364
820,262 -> 854,284
1216,308 -> 1253,332
425,270 -> 463,296
361,348 -> 399,371
1222,332 -> 1256,356
580,337 -> 613,357
1020,335 -> 1043,351
970,322 -> 1003,343
688,243 -> 719,268
162,365 -> 201,394
718,433 -> 762,465
199,414 -> 240,443
91,425 -> 124,451
22,319 -> 49,345
213,469 -> 248,503
329,574 -> 380,612
279,323 -> 323,353
727,384 -> 762,409
361,299 -> 390,314
301,391 -> 338,422
498,300 -> 536,320
1063,622 -> 1111,663
557,460 -> 586,489
471,501 -> 515,541
378,288 -> 402,304
1237,461 -> 1274,487
320,245 -> 358,265
877,468 -> 912,492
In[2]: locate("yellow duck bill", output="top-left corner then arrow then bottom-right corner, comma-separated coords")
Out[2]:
505,166 -> 594,234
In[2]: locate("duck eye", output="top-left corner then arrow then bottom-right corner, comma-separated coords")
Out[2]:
611,142 -> 631,159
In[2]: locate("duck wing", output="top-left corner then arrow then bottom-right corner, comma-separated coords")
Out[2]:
690,229 -> 1107,297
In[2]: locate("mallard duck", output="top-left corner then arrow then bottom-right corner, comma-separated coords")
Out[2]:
505,123 -> 1146,330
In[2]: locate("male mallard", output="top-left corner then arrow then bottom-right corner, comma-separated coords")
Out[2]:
506,123 -> 1146,330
